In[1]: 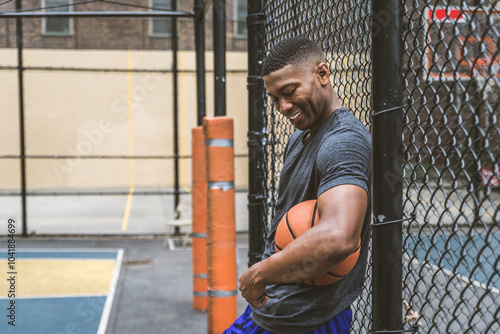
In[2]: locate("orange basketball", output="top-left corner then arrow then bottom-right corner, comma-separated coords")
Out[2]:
274,199 -> 361,286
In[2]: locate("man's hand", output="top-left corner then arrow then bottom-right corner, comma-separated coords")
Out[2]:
238,261 -> 269,308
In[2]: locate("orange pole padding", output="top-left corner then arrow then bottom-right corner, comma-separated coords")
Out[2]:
203,117 -> 237,334
192,127 -> 208,311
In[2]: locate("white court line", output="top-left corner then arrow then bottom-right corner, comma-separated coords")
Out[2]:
12,258 -> 119,262
404,254 -> 500,295
0,293 -> 108,300
8,248 -> 121,253
1,248 -> 121,261
97,248 -> 124,334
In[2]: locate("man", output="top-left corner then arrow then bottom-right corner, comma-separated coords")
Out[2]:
225,36 -> 371,334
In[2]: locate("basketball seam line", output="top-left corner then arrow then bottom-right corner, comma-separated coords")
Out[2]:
325,242 -> 361,278
311,201 -> 318,227
285,212 -> 296,239
354,242 -> 361,253
326,271 -> 343,278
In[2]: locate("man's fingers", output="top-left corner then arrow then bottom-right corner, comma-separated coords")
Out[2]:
240,290 -> 268,308
252,296 -> 269,308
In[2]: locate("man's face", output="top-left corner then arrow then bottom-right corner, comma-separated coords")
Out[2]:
264,62 -> 329,133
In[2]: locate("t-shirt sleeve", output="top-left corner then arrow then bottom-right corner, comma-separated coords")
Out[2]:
316,130 -> 371,197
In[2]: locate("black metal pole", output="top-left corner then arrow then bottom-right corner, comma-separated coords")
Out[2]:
213,0 -> 226,116
194,0 -> 206,126
15,0 -> 27,237
469,79 -> 482,224
246,0 -> 265,267
470,0 -> 484,225
371,0 -> 403,331
172,1 -> 180,222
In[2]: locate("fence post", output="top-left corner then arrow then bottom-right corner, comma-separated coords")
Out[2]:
213,0 -> 226,117
204,117 -> 237,333
172,0 -> 180,220
15,0 -> 27,236
371,0 -> 404,332
194,0 -> 206,126
246,0 -> 266,267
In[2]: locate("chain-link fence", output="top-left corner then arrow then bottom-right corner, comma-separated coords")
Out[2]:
256,0 -> 373,332
253,0 -> 499,333
0,0 -> 197,236
402,1 -> 499,333
0,0 -> 250,236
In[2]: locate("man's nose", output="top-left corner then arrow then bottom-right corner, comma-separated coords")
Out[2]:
278,98 -> 293,113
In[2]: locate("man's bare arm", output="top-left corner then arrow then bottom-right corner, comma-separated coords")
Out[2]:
238,184 -> 368,308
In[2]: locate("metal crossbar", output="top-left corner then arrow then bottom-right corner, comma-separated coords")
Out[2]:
0,10 -> 195,18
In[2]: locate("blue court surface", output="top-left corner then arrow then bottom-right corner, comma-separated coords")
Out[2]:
0,249 -> 123,334
405,229 -> 499,290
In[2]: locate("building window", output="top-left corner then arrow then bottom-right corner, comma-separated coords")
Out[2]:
234,0 -> 247,38
150,0 -> 172,37
43,0 -> 72,35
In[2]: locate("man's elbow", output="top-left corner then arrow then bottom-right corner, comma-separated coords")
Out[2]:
323,230 -> 360,261
338,236 -> 360,259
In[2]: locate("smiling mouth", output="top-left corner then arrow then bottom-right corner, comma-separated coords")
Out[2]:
289,111 -> 301,120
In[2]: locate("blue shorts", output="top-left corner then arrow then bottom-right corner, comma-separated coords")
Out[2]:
223,305 -> 352,334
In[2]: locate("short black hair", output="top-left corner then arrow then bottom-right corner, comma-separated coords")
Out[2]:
262,36 -> 325,76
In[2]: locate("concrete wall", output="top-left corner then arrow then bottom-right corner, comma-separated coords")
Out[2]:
0,49 -> 249,192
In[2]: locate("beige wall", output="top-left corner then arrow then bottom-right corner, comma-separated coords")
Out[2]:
0,49 -> 249,191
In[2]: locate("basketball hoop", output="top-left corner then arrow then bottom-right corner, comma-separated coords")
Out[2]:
474,58 -> 500,94
424,7 -> 500,82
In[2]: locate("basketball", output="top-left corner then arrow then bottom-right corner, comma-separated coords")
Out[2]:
274,199 -> 361,286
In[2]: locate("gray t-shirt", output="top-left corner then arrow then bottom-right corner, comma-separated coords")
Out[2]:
251,108 -> 372,333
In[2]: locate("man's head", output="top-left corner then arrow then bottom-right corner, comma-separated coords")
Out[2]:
263,37 -> 341,134
262,37 -> 325,77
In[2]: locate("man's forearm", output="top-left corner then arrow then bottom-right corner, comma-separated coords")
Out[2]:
256,222 -> 355,285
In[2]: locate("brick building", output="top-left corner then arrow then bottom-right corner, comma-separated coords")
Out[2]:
0,0 -> 248,51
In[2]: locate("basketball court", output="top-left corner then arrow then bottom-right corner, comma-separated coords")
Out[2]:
0,237 -> 249,334
403,228 -> 500,332
0,248 -> 122,334
0,0 -> 499,333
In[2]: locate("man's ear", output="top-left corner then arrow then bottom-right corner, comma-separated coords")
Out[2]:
316,63 -> 330,85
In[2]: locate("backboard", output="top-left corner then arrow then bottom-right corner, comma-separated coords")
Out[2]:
424,7 -> 500,81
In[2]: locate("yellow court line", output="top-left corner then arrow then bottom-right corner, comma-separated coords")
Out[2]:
122,50 -> 135,232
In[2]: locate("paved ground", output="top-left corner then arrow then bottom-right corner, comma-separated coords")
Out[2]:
0,235 -> 250,334
1,192 -> 250,235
